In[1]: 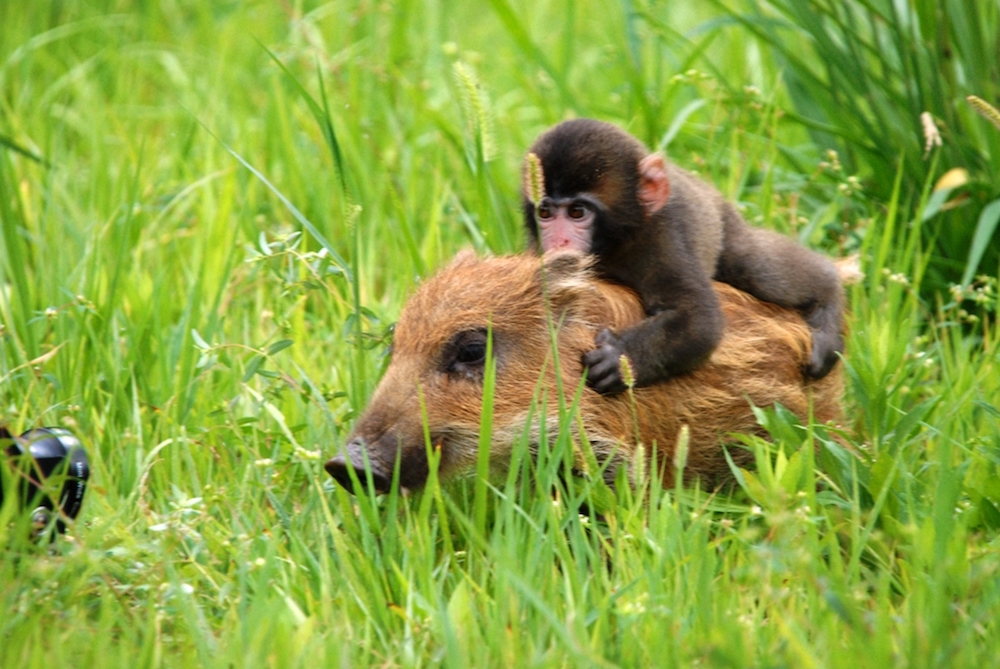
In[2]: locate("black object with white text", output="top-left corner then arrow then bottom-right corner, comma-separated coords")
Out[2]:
0,427 -> 90,534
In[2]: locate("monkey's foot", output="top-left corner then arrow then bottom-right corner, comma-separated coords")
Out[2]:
805,330 -> 843,379
582,329 -> 629,395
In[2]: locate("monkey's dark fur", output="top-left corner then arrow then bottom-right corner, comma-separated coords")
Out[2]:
523,118 -> 844,394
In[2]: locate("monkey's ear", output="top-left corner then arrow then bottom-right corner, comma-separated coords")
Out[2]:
638,153 -> 671,213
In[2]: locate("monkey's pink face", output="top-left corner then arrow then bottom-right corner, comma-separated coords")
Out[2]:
536,197 -> 596,252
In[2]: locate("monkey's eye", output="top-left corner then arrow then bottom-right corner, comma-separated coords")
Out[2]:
537,204 -> 554,220
444,328 -> 490,379
567,203 -> 589,219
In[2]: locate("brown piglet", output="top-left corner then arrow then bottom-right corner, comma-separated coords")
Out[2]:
325,251 -> 843,493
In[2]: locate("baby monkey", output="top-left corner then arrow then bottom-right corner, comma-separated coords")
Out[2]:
522,118 -> 843,395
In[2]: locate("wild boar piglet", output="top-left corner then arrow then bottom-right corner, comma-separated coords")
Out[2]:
325,251 -> 843,493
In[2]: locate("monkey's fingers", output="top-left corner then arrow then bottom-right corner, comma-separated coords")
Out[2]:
594,328 -> 619,347
582,345 -> 628,395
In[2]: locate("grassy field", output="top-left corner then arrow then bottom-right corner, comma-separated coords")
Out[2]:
2,1 -> 1000,666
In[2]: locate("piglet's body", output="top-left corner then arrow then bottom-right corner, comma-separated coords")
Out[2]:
325,252 -> 843,493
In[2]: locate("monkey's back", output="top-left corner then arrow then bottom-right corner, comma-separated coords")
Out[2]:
662,163 -> 729,276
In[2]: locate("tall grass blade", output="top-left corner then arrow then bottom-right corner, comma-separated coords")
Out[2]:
960,199 -> 1000,287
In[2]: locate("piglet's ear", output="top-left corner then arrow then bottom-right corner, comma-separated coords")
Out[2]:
448,248 -> 481,269
538,250 -> 595,308
541,249 -> 592,280
638,153 -> 671,213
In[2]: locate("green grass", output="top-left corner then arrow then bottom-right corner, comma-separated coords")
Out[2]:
2,1 -> 1000,666
714,0 -> 1000,295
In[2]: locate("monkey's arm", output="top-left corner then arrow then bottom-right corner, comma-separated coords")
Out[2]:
583,260 -> 725,394
715,211 -> 844,378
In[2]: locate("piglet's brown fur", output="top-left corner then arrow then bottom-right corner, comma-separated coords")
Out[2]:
326,252 -> 843,493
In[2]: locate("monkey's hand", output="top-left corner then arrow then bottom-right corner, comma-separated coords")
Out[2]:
582,329 -> 630,395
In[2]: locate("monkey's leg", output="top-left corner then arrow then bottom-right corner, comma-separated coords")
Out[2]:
583,270 -> 724,394
715,214 -> 844,378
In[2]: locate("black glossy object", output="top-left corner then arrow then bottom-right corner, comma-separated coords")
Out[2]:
0,427 -> 89,532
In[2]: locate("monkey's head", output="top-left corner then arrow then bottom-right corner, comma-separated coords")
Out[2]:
522,118 -> 671,256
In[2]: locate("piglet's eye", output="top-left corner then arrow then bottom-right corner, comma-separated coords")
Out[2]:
445,329 -> 490,378
456,340 -> 485,365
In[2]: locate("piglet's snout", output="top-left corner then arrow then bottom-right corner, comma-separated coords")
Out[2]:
324,437 -> 392,493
